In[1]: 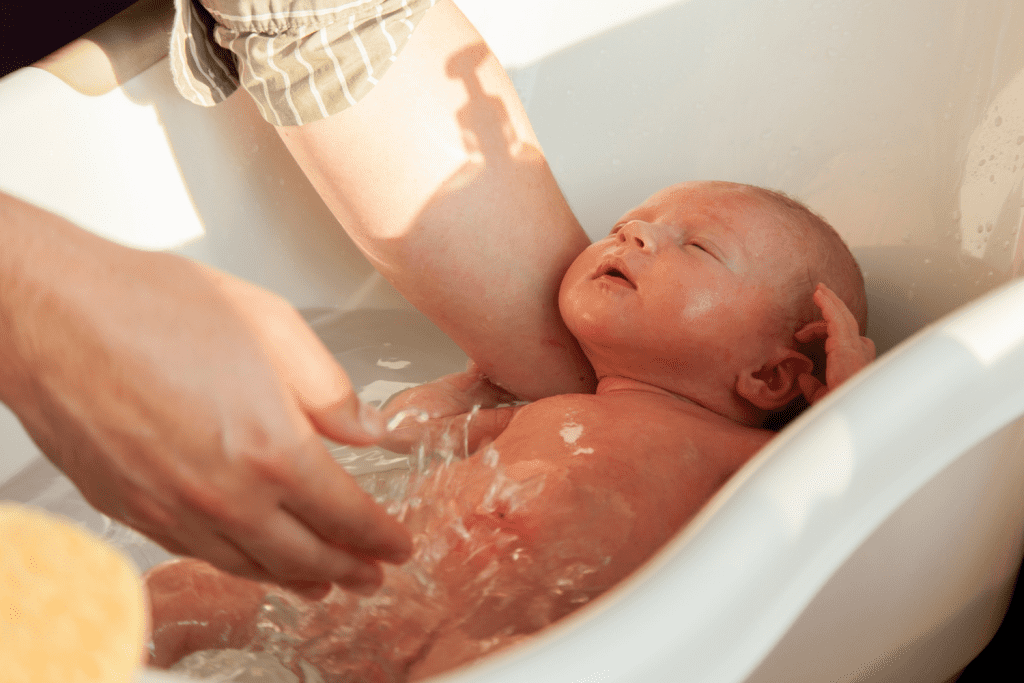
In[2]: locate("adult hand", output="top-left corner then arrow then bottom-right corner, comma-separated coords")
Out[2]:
795,283 -> 876,404
0,194 -> 411,592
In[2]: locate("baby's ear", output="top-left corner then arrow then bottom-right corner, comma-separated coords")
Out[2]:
736,348 -> 814,411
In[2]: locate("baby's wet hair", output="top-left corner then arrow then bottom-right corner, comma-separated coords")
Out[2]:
747,185 -> 867,336
739,185 -> 868,430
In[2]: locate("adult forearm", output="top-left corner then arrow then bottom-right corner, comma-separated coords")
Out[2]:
276,0 -> 595,400
0,191 -> 88,407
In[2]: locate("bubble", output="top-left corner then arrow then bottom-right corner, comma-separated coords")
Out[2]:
995,116 -> 1004,126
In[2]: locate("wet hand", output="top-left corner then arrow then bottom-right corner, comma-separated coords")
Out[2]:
380,363 -> 521,455
2,239 -> 411,593
794,283 -> 876,404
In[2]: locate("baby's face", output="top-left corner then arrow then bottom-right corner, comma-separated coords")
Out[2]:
559,182 -> 805,388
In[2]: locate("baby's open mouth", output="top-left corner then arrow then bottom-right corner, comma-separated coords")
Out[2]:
597,265 -> 636,288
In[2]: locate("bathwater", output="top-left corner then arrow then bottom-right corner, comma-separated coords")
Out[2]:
153,309 -> 605,682
169,403 -> 602,683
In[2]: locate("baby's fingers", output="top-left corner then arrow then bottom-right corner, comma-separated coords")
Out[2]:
798,373 -> 829,405
814,283 -> 862,348
794,320 -> 828,344
860,335 -> 877,362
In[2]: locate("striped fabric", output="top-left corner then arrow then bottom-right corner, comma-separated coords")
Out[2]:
170,0 -> 436,126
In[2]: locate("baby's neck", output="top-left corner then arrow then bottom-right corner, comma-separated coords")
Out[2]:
595,375 -> 690,400
594,376 -> 759,429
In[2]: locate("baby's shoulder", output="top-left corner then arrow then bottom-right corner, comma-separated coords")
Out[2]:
516,390 -> 771,458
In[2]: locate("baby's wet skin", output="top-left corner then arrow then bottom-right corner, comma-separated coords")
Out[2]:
144,182 -> 871,680
145,380 -> 772,679
146,559 -> 266,669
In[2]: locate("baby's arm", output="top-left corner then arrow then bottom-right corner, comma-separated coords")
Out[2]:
380,363 -> 524,455
795,283 -> 876,403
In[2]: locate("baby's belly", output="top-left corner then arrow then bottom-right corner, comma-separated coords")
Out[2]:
433,406 -> 705,634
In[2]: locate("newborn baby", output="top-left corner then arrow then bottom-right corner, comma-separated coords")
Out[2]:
145,181 -> 874,680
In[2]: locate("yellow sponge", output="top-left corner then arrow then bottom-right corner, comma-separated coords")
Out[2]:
1,503 -> 147,683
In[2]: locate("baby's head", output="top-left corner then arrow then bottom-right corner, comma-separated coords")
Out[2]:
558,180 -> 866,427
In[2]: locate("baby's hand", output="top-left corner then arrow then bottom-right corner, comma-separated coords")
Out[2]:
794,283 -> 876,405
380,362 -> 522,455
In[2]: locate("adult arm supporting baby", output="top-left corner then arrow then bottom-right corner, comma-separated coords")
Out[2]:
275,0 -> 596,401
0,190 -> 410,593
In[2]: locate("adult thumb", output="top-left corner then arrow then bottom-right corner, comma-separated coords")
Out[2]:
310,390 -> 386,446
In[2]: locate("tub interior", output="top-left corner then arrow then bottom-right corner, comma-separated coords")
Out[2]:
3,0 -> 1024,681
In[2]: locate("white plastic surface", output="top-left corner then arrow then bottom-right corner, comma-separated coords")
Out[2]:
3,1 -> 1024,682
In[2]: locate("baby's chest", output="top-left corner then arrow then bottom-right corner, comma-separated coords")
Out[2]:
482,394 -> 748,536
492,395 -> 709,477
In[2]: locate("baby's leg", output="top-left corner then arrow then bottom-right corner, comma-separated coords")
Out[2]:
145,558 -> 267,668
145,556 -> 451,678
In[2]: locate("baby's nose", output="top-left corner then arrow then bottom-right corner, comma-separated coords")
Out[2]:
617,220 -> 666,251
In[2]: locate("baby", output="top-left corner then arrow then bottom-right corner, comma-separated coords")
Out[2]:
144,181 -> 874,680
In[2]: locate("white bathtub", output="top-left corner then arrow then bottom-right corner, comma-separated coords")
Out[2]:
2,0 -> 1024,681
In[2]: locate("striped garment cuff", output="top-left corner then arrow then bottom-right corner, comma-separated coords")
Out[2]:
170,0 -> 436,126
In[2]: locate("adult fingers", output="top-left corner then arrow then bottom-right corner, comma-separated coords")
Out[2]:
271,437 -> 413,565
154,496 -> 384,592
245,292 -> 384,447
272,315 -> 386,446
311,391 -> 387,447
221,505 -> 386,592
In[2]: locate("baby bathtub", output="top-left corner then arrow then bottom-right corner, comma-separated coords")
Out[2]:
2,0 -> 1024,681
